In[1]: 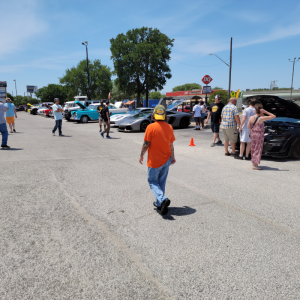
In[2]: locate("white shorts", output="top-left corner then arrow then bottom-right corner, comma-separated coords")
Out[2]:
240,128 -> 251,143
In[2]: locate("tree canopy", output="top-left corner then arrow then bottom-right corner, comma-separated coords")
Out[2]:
110,27 -> 174,107
212,86 -> 223,90
59,59 -> 112,101
172,83 -> 202,92
35,84 -> 68,104
149,91 -> 165,99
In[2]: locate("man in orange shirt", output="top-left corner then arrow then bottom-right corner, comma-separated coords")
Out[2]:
139,105 -> 176,216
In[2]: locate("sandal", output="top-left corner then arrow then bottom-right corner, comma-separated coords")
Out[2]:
252,167 -> 262,170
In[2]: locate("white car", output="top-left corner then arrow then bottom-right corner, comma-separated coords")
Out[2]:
110,108 -> 154,127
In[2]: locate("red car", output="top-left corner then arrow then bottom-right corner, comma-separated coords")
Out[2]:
41,104 -> 53,117
177,105 -> 191,113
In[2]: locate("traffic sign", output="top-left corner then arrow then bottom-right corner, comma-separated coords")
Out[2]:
202,86 -> 212,94
201,75 -> 213,85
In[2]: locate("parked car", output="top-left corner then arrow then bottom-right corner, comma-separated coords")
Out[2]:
70,101 -> 128,123
64,100 -> 101,121
110,108 -> 154,127
16,105 -> 26,111
240,95 -> 300,159
118,101 -> 192,132
177,105 -> 191,113
37,103 -> 52,115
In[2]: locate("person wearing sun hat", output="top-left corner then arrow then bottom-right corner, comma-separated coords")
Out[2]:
139,105 -> 176,216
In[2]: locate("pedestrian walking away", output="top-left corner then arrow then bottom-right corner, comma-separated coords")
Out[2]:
220,97 -> 241,156
139,105 -> 176,216
192,100 -> 202,130
100,101 -> 111,139
205,94 -> 224,147
199,100 -> 206,129
52,98 -> 64,136
97,101 -> 104,132
0,100 -> 10,149
237,98 -> 257,160
5,98 -> 17,133
248,104 -> 276,170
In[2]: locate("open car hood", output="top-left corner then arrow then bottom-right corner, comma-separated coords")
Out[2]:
74,100 -> 87,109
244,95 -> 300,119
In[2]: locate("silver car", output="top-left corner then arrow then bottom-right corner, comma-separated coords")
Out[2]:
118,110 -> 192,132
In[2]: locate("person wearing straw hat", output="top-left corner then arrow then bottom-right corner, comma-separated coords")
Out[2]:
139,105 -> 176,216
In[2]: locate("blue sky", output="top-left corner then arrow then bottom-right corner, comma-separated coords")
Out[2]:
1,0 -> 300,97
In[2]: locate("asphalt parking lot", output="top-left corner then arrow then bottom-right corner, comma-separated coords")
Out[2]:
1,112 -> 300,299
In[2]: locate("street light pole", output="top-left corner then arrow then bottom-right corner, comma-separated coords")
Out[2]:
209,37 -> 233,100
82,41 -> 91,100
288,58 -> 300,100
13,79 -> 18,106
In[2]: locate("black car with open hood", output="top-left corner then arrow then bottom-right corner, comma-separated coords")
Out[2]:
243,95 -> 300,159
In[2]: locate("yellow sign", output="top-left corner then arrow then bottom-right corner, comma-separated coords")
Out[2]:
236,89 -> 240,99
230,91 -> 236,98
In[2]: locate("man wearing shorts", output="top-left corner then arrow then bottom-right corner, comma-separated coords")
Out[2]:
236,99 -> 257,160
205,95 -> 224,147
220,98 -> 241,156
97,101 -> 104,133
192,100 -> 202,130
5,98 -> 17,133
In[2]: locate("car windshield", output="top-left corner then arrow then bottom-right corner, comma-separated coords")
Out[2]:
88,105 -> 98,110
132,112 -> 151,118
128,108 -> 143,115
167,100 -> 184,110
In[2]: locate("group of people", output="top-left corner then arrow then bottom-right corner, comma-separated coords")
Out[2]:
205,94 -> 276,170
50,98 -> 112,138
192,100 -> 207,130
0,98 -> 18,149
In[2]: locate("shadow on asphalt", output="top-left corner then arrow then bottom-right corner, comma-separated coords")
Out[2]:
260,166 -> 289,171
158,206 -> 196,220
58,135 -> 72,137
0,148 -> 23,151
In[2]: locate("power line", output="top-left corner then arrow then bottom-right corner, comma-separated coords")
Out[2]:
171,58 -> 223,68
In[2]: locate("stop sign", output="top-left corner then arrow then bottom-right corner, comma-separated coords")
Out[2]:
202,75 -> 213,85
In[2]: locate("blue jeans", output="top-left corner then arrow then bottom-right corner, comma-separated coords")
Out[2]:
0,123 -> 8,146
148,157 -> 172,207
53,119 -> 62,135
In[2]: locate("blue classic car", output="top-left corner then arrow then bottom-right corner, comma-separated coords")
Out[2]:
71,101 -> 128,123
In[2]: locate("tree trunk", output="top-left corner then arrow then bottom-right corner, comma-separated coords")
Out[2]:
145,83 -> 149,108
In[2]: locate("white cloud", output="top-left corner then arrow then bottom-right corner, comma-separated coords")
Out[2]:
0,0 -> 47,57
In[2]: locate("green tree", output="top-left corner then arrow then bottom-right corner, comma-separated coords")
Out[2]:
6,93 -> 14,102
212,86 -> 223,90
208,90 -> 228,105
110,27 -> 174,107
59,59 -> 112,101
172,83 -> 202,92
35,84 -> 68,104
149,91 -> 165,99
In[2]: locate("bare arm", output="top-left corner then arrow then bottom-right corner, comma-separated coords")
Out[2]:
259,109 -> 276,122
205,111 -> 211,123
170,142 -> 176,164
106,111 -> 110,123
239,115 -> 247,132
234,114 -> 241,127
139,141 -> 150,164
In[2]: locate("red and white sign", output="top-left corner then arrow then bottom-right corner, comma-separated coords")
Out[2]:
202,75 -> 213,85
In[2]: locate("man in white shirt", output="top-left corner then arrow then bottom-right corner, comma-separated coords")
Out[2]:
52,98 -> 64,136
236,98 -> 257,160
192,100 -> 202,130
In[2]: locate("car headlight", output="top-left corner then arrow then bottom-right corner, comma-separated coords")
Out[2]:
73,113 -> 77,117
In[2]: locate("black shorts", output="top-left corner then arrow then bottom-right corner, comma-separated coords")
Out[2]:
211,122 -> 220,133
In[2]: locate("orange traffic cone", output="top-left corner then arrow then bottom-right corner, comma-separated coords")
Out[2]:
189,138 -> 196,146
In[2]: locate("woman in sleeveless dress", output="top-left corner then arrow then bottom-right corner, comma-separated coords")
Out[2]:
247,104 -> 276,170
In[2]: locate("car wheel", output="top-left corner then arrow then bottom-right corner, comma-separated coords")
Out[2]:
179,117 -> 190,129
80,116 -> 89,123
140,121 -> 150,132
289,137 -> 300,159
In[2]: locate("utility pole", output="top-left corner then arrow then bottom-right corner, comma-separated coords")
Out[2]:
288,58 -> 300,100
209,37 -> 232,100
13,79 -> 18,106
228,37 -> 232,99
82,41 -> 91,100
